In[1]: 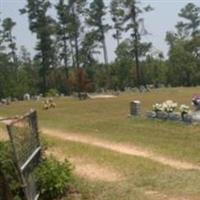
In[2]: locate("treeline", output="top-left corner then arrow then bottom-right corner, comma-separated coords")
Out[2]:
0,0 -> 200,99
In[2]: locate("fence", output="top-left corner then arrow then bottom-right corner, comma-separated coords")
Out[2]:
0,110 -> 41,200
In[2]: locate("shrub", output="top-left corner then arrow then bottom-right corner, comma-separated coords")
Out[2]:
45,88 -> 59,97
0,142 -> 23,200
35,156 -> 73,200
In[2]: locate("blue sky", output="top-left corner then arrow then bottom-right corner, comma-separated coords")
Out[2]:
1,0 -> 200,62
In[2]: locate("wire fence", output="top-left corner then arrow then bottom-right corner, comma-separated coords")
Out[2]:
0,110 -> 41,200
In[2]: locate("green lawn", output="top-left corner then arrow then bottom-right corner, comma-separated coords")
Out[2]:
1,87 -> 200,199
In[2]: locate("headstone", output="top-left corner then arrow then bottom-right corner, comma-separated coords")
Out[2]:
131,87 -> 138,92
23,93 -> 31,101
33,95 -> 41,101
1,98 -> 11,105
156,111 -> 168,120
12,98 -> 18,102
158,84 -> 165,88
146,111 -> 156,119
168,112 -> 181,121
183,114 -> 193,124
192,111 -> 200,123
194,104 -> 200,111
112,91 -> 120,96
139,85 -> 146,93
125,87 -> 131,92
6,97 -> 11,105
130,100 -> 141,116
147,84 -> 154,89
101,88 -> 105,93
1,98 -> 7,104
79,92 -> 88,100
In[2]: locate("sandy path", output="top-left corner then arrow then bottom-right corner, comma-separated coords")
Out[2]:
46,148 -> 122,182
47,149 -> 189,200
42,128 -> 200,170
0,127 -> 9,141
145,190 -> 192,200
88,94 -> 116,99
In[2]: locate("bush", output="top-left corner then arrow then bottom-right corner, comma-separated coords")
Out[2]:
0,142 -> 23,200
45,88 -> 59,97
0,141 -> 73,200
35,156 -> 73,200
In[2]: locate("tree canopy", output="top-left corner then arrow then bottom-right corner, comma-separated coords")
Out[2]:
0,1 -> 200,99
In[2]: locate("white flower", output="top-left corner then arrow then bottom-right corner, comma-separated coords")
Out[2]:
152,103 -> 163,112
180,104 -> 190,114
152,100 -> 178,113
162,100 -> 177,113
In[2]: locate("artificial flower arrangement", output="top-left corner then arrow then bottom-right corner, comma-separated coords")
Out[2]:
179,104 -> 191,115
162,100 -> 177,113
152,103 -> 163,112
151,100 -> 192,122
152,100 -> 178,113
192,95 -> 200,106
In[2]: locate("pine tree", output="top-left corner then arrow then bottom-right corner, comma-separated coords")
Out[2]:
67,0 -> 86,68
55,0 -> 71,75
20,0 -> 55,94
122,0 -> 153,87
2,18 -> 17,63
177,3 -> 200,37
86,0 -> 111,65
110,0 -> 124,47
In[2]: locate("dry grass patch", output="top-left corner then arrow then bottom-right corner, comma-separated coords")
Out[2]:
46,147 -> 123,182
42,128 -> 200,170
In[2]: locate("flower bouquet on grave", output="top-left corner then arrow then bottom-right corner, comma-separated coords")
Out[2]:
192,95 -> 200,111
152,103 -> 163,113
162,100 -> 177,113
179,104 -> 191,120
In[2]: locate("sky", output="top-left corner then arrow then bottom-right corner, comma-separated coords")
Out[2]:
0,0 -> 200,62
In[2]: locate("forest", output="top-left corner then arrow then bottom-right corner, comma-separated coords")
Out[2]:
0,0 -> 200,98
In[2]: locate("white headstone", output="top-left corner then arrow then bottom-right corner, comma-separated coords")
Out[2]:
24,93 -> 31,101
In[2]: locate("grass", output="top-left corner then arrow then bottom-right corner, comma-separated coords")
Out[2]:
48,137 -> 200,200
1,87 -> 200,163
1,87 -> 200,199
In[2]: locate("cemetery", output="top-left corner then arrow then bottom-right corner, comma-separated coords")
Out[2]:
1,0 -> 200,199
0,87 -> 200,200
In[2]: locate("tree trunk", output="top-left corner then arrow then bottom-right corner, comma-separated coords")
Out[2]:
9,31 -> 17,64
72,3 -> 80,69
116,29 -> 120,47
131,3 -> 141,88
69,38 -> 75,67
74,35 -> 79,68
101,29 -> 110,89
102,33 -> 108,65
42,54 -> 47,95
63,34 -> 68,78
